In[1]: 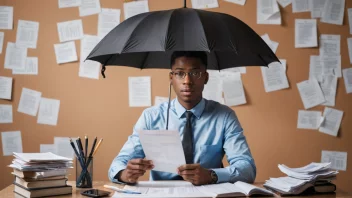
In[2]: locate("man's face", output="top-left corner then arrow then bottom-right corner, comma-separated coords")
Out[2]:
169,56 -> 208,108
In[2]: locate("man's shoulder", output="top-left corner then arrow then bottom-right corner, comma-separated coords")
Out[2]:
204,99 -> 234,114
142,102 -> 169,116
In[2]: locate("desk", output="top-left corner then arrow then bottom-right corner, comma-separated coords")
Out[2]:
0,181 -> 351,198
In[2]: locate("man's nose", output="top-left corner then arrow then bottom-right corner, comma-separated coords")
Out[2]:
183,73 -> 193,84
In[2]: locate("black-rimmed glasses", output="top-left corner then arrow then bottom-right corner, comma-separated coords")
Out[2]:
170,71 -> 202,80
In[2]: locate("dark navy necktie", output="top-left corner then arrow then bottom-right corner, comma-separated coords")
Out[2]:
182,111 -> 193,164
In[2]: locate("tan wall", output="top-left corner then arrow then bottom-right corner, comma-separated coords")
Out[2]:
0,0 -> 351,192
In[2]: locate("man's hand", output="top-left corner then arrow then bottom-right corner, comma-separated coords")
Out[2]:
120,159 -> 154,183
177,164 -> 212,185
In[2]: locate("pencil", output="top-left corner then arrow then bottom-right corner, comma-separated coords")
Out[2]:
92,138 -> 103,156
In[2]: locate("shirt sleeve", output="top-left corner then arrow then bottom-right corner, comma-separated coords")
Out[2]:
212,110 -> 257,184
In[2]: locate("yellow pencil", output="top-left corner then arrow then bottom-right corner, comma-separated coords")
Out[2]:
92,138 -> 103,156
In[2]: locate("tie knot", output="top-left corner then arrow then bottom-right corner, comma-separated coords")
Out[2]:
185,111 -> 193,119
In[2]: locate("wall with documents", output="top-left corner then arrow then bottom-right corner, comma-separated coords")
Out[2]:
0,0 -> 351,192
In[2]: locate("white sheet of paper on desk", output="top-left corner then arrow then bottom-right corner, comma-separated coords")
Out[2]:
319,107 -> 343,137
203,72 -> 223,104
319,34 -> 340,56
223,72 -> 246,106
59,0 -> 82,8
297,110 -> 323,130
123,0 -> 149,20
343,68 -> 352,94
17,88 -> 42,116
321,151 -> 347,171
54,137 -> 75,159
0,6 -> 13,29
16,20 -> 39,49
138,130 -> 186,174
79,0 -> 101,17
297,78 -> 325,109
4,42 -> 27,70
128,76 -> 151,107
261,60 -> 289,93
40,144 -> 57,153
0,104 -> 13,123
54,41 -> 78,64
13,57 -> 38,75
154,96 -> 168,106
0,76 -> 12,100
57,20 -> 84,42
319,75 -> 337,107
191,0 -> 219,9
310,0 -> 327,18
261,34 -> 279,53
257,0 -> 281,25
37,97 -> 60,126
309,55 -> 323,82
321,0 -> 345,25
224,0 -> 246,6
321,55 -> 341,78
295,19 -> 317,48
79,35 -> 101,79
292,0 -> 310,13
1,131 -> 22,156
0,32 -> 4,54
98,8 -> 120,38
348,9 -> 352,35
348,38 -> 352,64
276,0 -> 292,8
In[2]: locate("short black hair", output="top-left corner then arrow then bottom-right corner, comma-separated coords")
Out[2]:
170,51 -> 207,68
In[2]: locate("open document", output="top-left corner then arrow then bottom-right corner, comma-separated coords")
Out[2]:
257,0 -> 281,25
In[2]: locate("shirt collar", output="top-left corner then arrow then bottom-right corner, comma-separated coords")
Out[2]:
174,98 -> 205,119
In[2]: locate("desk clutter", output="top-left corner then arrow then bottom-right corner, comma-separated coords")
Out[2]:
8,152 -> 73,198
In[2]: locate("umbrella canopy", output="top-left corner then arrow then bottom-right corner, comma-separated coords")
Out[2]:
87,7 -> 279,77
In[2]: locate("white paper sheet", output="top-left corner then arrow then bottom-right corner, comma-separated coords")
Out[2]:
40,144 -> 57,153
310,0 -> 327,18
343,68 -> 352,94
223,72 -> 246,106
295,19 -> 317,48
257,0 -> 281,25
224,0 -> 246,6
13,57 -> 38,75
98,8 -> 121,38
297,110 -> 323,130
261,60 -> 289,92
57,19 -> 84,42
261,34 -> 279,53
79,35 -> 101,79
138,130 -> 186,174
54,137 -> 75,159
348,38 -> 352,64
321,55 -> 341,77
309,55 -> 323,82
191,0 -> 219,9
319,75 -> 337,106
17,88 -> 42,116
221,67 -> 246,74
154,96 -> 168,106
321,151 -> 347,171
0,76 -> 12,100
276,0 -> 292,8
292,0 -> 310,13
319,34 -> 340,56
0,6 -> 13,29
203,71 -> 223,103
54,41 -> 78,64
0,32 -> 4,54
129,76 -> 151,107
348,9 -> 352,35
79,0 -> 101,17
16,20 -> 39,49
319,107 -> 343,136
297,78 -> 325,109
123,0 -> 149,20
4,42 -> 27,70
0,104 -> 12,123
1,131 -> 22,156
321,0 -> 345,25
59,0 -> 82,8
37,98 -> 60,126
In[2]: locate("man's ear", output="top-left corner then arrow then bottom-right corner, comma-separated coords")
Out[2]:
204,72 -> 209,84
169,72 -> 173,84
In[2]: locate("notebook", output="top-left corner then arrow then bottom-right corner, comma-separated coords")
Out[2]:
14,184 -> 72,198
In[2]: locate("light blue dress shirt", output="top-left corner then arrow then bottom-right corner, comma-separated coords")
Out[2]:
108,98 -> 256,184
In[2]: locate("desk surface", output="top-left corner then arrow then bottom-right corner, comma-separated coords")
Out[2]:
0,181 -> 351,198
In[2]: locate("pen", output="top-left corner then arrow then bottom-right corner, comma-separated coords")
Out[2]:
76,137 -> 85,162
69,139 -> 84,169
85,135 -> 88,160
103,185 -> 141,194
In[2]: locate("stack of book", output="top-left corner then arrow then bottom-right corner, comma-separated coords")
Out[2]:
264,162 -> 338,195
9,152 -> 73,198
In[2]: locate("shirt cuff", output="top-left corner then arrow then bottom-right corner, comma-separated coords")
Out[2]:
113,170 -> 127,184
212,168 -> 230,183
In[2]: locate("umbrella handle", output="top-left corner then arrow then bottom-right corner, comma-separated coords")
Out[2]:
184,0 -> 186,8
166,82 -> 171,130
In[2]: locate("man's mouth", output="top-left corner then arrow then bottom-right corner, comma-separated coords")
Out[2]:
181,89 -> 193,96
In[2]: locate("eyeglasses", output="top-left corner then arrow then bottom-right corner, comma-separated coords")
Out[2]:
170,71 -> 203,80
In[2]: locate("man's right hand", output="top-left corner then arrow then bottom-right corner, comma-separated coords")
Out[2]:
120,159 -> 154,183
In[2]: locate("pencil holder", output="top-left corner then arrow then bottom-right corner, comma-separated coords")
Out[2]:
76,157 -> 93,188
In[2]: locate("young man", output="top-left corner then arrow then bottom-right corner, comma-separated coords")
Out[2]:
108,51 -> 256,185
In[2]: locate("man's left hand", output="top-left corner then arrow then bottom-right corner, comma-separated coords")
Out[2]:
177,164 -> 212,185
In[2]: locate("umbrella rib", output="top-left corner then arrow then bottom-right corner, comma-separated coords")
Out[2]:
164,9 -> 177,51
194,10 -> 210,52
214,51 -> 221,71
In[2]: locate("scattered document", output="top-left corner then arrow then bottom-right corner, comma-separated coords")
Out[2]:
54,137 -> 75,159
40,144 -> 57,153
17,88 -> 42,116
0,32 -> 4,54
191,0 -> 219,9
297,110 -> 323,130
321,0 -> 345,25
224,0 -> 246,6
261,60 -> 289,92
261,34 -> 279,53
319,75 -> 337,106
16,20 -> 39,49
59,0 -> 82,8
276,0 -> 292,8
54,41 -> 78,64
37,98 -> 60,126
223,72 -> 246,106
321,55 -> 341,77
0,76 -> 12,100
348,9 -> 352,34
310,0 -> 327,18
138,130 -> 186,174
13,152 -> 72,162
321,151 -> 347,171
203,71 -> 223,103
200,182 -> 273,197
319,34 -> 340,56
343,68 -> 352,94
0,104 -> 13,123
98,8 -> 121,38
123,0 -> 149,20
348,38 -> 352,64
309,55 -> 323,82
4,42 -> 27,70
319,107 -> 343,136
295,19 -> 317,48
221,67 -> 246,74
292,0 -> 310,13
57,20 -> 84,42
1,131 -> 22,156
257,0 -> 281,25
13,57 -> 38,75
79,35 -> 101,79
297,78 -> 325,109
128,76 -> 151,107
79,0 -> 101,17
0,6 -> 13,29
154,96 -> 168,106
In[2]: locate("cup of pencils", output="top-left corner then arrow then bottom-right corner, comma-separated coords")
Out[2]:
70,136 -> 103,188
